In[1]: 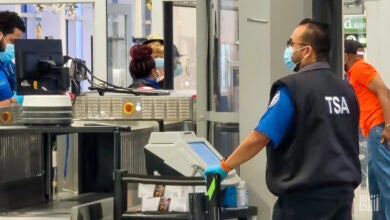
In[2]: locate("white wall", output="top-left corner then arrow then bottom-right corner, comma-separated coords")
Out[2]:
365,1 -> 390,87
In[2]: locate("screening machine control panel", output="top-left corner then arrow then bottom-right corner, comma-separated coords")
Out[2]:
145,131 -> 241,185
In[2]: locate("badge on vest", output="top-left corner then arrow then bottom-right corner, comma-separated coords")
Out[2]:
324,96 -> 350,114
269,91 -> 280,108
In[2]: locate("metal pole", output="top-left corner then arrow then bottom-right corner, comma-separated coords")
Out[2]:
163,1 -> 174,90
113,128 -> 121,170
312,0 -> 343,77
113,170 -> 126,220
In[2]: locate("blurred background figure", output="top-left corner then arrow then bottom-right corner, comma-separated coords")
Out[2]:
344,39 -> 390,220
141,33 -> 183,88
128,44 -> 160,90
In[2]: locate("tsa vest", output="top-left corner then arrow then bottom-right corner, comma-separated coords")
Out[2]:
266,67 -> 361,196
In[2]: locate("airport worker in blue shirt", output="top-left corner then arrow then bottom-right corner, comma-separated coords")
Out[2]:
0,10 -> 26,106
0,31 -> 16,106
203,18 -> 362,220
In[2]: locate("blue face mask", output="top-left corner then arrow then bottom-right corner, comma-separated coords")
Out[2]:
155,58 -> 164,69
174,63 -> 183,76
283,46 -> 308,72
283,46 -> 297,71
155,57 -> 183,77
0,44 -> 15,63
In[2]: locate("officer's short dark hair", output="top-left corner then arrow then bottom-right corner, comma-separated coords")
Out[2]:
0,11 -> 26,35
299,18 -> 331,61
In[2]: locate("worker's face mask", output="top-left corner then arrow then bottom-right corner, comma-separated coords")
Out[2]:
0,44 -> 15,63
155,58 -> 164,69
154,57 -> 183,77
174,63 -> 183,77
283,46 -> 307,72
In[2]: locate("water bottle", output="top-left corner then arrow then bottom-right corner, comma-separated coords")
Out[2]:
236,180 -> 249,208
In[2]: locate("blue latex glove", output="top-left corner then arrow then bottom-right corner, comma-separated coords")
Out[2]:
13,94 -> 24,104
203,165 -> 228,181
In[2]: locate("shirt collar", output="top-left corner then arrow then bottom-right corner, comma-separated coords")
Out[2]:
142,77 -> 160,89
298,61 -> 331,72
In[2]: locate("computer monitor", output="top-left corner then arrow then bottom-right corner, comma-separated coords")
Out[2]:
14,39 -> 69,95
144,131 -> 241,185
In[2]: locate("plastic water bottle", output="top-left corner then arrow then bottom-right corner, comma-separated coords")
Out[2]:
236,180 -> 249,208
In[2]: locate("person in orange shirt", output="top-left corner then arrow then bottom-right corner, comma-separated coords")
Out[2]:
344,39 -> 390,220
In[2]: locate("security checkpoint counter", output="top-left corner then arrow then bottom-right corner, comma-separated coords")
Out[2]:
0,122 -> 131,212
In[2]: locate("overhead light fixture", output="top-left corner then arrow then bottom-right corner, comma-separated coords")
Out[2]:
34,3 -> 78,18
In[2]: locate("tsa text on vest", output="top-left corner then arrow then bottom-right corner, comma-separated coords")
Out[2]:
324,96 -> 350,114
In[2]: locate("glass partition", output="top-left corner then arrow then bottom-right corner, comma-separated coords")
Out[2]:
218,5 -> 239,112
172,3 -> 196,92
203,0 -> 239,160
107,3 -> 133,87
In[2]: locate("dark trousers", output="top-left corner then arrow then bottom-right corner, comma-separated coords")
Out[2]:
272,189 -> 354,220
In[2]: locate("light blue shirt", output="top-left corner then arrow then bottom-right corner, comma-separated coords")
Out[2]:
255,86 -> 295,148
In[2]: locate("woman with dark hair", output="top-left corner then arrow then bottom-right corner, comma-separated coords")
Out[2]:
128,44 -> 161,89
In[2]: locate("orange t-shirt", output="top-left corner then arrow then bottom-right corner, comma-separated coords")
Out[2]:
347,59 -> 384,137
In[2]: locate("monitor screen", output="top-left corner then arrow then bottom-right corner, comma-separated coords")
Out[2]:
188,141 -> 221,166
15,39 -> 69,95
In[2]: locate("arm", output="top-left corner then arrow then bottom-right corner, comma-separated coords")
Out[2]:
0,97 -> 16,107
203,130 -> 269,180
224,130 -> 269,169
203,86 -> 294,179
367,76 -> 390,148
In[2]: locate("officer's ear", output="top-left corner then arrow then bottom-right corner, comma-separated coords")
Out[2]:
303,45 -> 312,59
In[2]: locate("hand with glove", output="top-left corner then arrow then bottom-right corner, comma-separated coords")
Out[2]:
13,94 -> 24,104
203,159 -> 232,181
